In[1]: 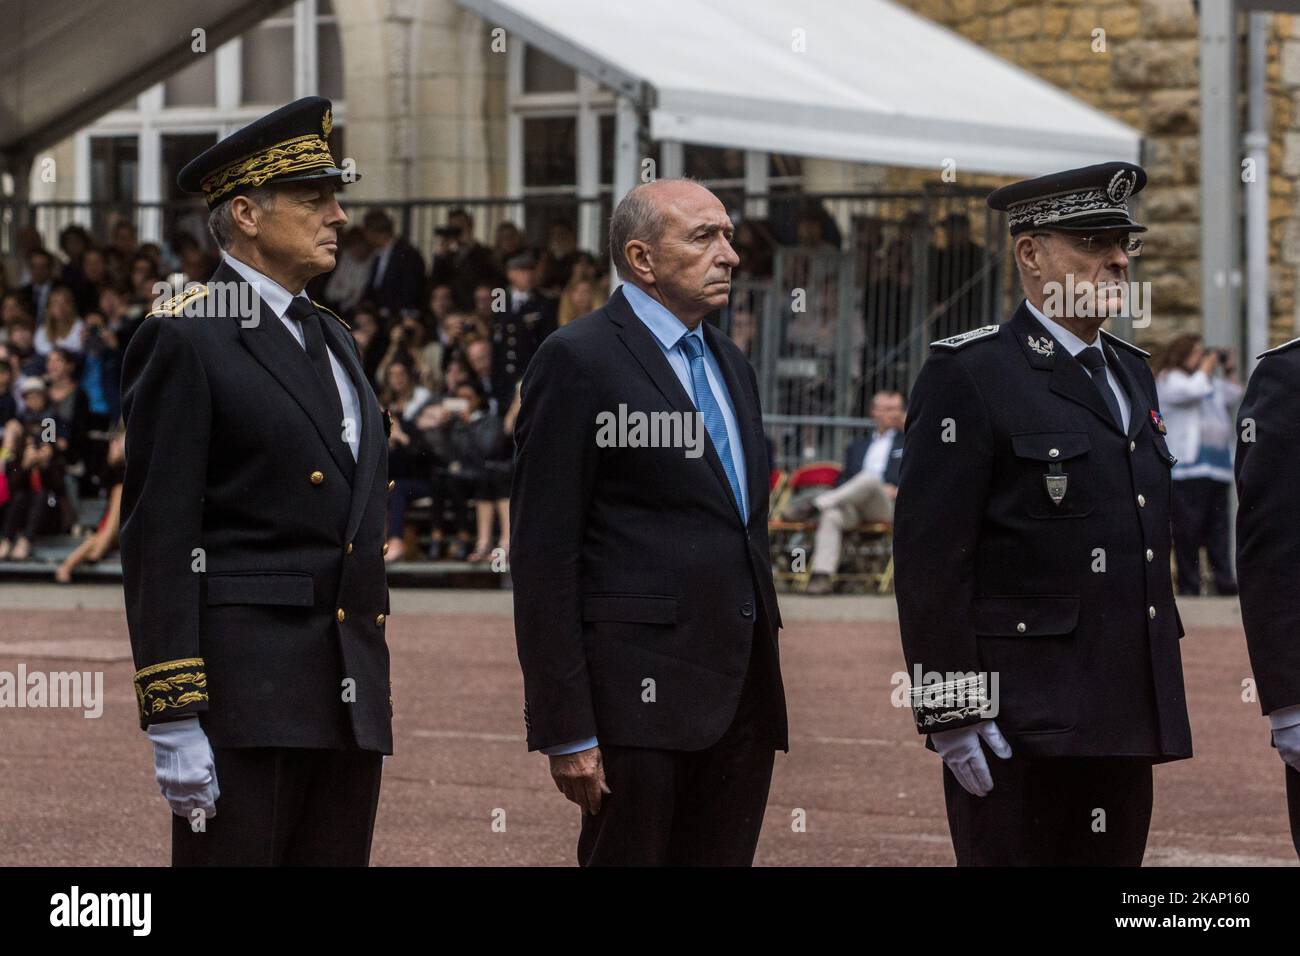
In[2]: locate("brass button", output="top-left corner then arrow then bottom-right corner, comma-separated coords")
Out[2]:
383,542 -> 389,556
1129,441 -> 1136,452
1137,494 -> 1146,507
1016,622 -> 1026,634
387,480 -> 395,492
376,613 -> 386,627
310,470 -> 324,485
1048,448 -> 1059,459
1145,549 -> 1154,562
336,608 -> 346,623
346,542 -> 353,554
1148,606 -> 1157,620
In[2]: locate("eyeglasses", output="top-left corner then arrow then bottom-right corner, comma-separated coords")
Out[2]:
1031,232 -> 1143,256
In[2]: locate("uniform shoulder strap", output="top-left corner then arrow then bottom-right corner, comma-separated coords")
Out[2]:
147,284 -> 210,319
312,300 -> 351,331
1099,327 -> 1150,358
930,325 -> 999,351
1257,336 -> 1300,359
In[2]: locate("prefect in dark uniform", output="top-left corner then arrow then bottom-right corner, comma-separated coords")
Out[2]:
894,162 -> 1192,866
1235,335 -> 1300,858
121,97 -> 393,865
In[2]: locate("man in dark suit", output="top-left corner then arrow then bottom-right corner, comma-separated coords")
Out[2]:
894,162 -> 1191,866
121,97 -> 393,866
429,207 -> 501,310
786,389 -> 905,594
1235,337 -> 1300,858
19,248 -> 55,323
511,179 -> 787,866
362,209 -> 426,319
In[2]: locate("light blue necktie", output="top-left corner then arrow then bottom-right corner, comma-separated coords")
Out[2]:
678,333 -> 746,522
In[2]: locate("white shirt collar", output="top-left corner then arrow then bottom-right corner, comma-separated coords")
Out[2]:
222,253 -> 309,320
1023,298 -> 1100,357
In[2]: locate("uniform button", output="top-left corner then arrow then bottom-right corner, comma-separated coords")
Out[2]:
740,602 -> 754,617
383,542 -> 390,556
336,607 -> 346,623
309,470 -> 324,485
1129,441 -> 1136,452
1016,622 -> 1027,634
387,480 -> 396,492
346,542 -> 353,554
375,613 -> 386,627
1137,494 -> 1146,507
1048,448 -> 1059,459
1148,606 -> 1157,619
1145,549 -> 1154,562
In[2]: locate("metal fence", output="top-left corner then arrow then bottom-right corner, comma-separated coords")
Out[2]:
2,187 -> 1019,471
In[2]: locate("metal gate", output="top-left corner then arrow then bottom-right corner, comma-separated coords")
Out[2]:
718,187 -> 1015,472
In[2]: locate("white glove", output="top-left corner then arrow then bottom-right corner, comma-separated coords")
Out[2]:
148,716 -> 220,820
930,720 -> 1012,797
1273,724 -> 1300,773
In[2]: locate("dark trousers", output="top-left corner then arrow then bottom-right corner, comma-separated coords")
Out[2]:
943,755 -> 1154,866
171,747 -> 383,866
1287,765 -> 1300,859
1171,477 -> 1236,595
386,477 -> 433,540
577,620 -> 782,866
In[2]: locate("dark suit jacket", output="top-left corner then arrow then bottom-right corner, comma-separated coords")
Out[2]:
120,259 -> 393,753
893,302 -> 1191,761
365,237 -> 426,316
510,286 -> 787,753
836,430 -> 903,488
1236,339 -> 1300,717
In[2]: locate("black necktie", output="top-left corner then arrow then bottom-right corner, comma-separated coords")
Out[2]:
285,297 -> 348,446
1076,345 -> 1124,430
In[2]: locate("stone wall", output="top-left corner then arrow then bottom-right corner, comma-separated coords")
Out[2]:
881,0 -> 1299,349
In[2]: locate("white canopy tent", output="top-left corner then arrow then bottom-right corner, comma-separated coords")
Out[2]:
458,0 -> 1141,191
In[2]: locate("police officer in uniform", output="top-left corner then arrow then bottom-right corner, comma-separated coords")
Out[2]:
121,97 -> 394,865
894,162 -> 1192,866
1235,336 -> 1300,859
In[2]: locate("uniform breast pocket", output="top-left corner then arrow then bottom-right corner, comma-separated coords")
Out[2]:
1010,431 -> 1094,519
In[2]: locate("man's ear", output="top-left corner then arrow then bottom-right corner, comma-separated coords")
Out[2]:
624,240 -> 655,286
1014,235 -> 1040,279
228,196 -> 262,240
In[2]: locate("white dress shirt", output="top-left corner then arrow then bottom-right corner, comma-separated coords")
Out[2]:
1025,299 -> 1131,433
862,428 -> 897,481
223,254 -> 363,460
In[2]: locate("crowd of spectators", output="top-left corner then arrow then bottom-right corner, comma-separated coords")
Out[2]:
306,207 -> 609,563
0,207 -> 612,570
0,218 -> 186,571
0,199 -> 987,573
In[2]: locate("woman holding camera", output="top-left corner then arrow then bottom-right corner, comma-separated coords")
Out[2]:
1154,333 -> 1244,596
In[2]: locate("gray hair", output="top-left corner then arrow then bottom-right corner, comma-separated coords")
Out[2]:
608,178 -> 701,280
208,187 -> 278,251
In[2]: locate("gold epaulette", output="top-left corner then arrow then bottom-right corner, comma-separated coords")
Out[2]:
147,285 -> 210,318
313,300 -> 351,330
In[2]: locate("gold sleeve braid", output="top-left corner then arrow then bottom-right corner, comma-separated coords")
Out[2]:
133,658 -> 209,727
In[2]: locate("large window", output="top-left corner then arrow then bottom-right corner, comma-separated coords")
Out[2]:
509,42 -> 794,258
165,54 -> 217,108
78,0 -> 346,232
242,16 -> 295,105
90,137 -> 138,203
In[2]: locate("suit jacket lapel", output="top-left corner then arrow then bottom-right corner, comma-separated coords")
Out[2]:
1103,341 -> 1144,441
231,270 -> 357,484
317,309 -> 384,542
1012,304 -> 1127,436
606,288 -> 744,525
